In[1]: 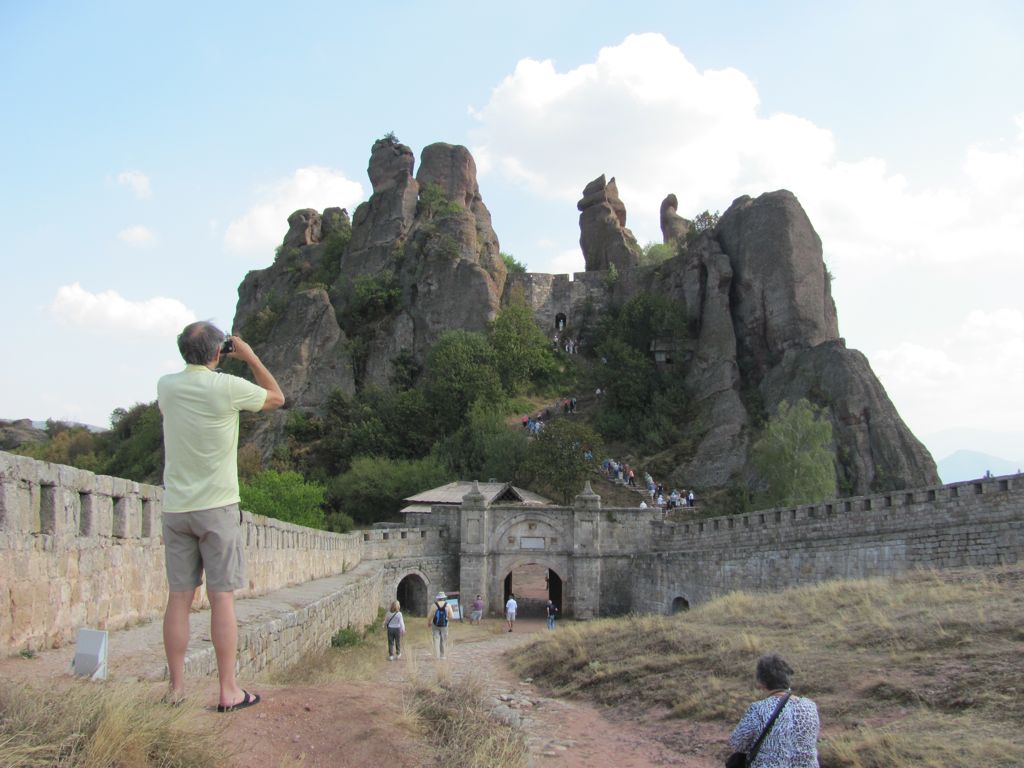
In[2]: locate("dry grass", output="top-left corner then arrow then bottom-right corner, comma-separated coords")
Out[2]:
0,680 -> 229,767
508,568 -> 1024,768
411,673 -> 528,768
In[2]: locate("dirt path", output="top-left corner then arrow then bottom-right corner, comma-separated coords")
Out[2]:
217,618 -> 723,766
2,616 -> 722,766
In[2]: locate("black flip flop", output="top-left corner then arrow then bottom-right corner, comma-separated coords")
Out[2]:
217,689 -> 260,713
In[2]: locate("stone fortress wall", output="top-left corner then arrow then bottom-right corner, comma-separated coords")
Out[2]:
629,475 -> 1023,613
0,451 -> 452,657
3,449 -> 1022,665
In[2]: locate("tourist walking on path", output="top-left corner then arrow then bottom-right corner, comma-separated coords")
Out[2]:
505,594 -> 518,632
728,653 -> 820,767
545,599 -> 559,630
471,594 -> 485,624
158,322 -> 284,712
383,600 -> 405,660
429,591 -> 454,659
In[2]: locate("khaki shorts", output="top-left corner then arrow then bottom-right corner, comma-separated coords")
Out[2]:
162,504 -> 246,592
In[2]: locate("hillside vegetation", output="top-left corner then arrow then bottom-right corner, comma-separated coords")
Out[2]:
509,568 -> 1024,768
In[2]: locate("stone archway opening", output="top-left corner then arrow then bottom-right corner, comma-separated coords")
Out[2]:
504,563 -> 564,618
397,573 -> 428,616
671,596 -> 690,614
555,312 -> 567,332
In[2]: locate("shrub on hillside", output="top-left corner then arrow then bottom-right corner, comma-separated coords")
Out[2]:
326,455 -> 451,525
240,469 -> 326,529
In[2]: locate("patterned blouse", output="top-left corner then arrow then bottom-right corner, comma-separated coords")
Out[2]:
729,694 -> 820,767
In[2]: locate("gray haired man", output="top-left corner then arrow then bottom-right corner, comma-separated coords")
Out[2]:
158,321 -> 284,711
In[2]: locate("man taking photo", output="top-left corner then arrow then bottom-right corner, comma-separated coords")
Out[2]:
158,321 -> 284,711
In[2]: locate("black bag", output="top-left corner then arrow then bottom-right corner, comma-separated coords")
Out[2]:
725,692 -> 791,768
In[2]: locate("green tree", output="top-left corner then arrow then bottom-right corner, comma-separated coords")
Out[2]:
639,241 -> 676,268
501,252 -> 527,273
521,419 -> 602,505
240,470 -> 326,529
326,455 -> 451,525
435,400 -> 530,482
489,301 -> 557,394
103,402 -> 164,483
751,398 -> 836,507
692,209 -> 720,232
424,330 -> 504,433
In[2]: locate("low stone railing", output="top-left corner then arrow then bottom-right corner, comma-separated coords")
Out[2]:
0,451 -> 448,655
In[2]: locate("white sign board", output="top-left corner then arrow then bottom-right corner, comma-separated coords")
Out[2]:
72,628 -> 108,680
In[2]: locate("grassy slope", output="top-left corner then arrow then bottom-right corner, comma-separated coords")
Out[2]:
508,569 -> 1024,768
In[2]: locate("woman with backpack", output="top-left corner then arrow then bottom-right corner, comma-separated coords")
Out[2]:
428,591 -> 454,659
383,600 -> 405,661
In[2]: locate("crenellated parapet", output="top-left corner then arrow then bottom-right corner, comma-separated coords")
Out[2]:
0,451 -> 458,655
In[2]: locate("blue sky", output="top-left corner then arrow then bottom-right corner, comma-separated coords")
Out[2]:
2,1 -> 1023,465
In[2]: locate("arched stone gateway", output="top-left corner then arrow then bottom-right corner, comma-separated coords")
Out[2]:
503,561 -> 565,617
671,596 -> 690,614
395,571 -> 429,616
453,480 -> 621,619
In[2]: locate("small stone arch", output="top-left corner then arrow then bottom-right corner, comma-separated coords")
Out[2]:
555,312 -> 567,331
396,571 -> 429,616
671,596 -> 690,614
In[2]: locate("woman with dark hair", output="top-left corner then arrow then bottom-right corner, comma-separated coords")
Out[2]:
729,653 -> 819,767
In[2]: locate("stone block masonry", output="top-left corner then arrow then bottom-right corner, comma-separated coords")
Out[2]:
630,475 -> 1024,614
4,448 -> 1023,666
0,451 -> 455,656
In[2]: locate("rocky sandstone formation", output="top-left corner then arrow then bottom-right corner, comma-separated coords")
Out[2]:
640,189 -> 936,492
231,138 -> 506,452
577,175 -> 642,272
230,137 -> 936,495
659,193 -> 691,245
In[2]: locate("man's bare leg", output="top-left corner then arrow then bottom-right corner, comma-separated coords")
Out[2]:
209,590 -> 245,707
163,591 -> 194,700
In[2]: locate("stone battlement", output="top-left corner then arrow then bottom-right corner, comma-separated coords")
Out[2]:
3,449 -> 1022,659
0,451 -> 450,655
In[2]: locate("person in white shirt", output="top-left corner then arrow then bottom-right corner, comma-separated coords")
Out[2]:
505,594 -> 518,632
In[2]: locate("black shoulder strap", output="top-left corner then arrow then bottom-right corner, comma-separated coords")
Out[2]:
747,692 -> 791,766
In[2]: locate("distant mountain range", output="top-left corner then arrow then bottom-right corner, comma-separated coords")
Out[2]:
936,450 -> 1022,484
922,427 -> 1023,484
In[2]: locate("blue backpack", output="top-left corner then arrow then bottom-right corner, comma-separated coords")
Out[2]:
433,601 -> 449,627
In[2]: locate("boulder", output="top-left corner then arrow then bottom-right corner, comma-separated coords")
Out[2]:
320,207 -> 350,239
577,175 -> 641,272
760,341 -> 939,492
281,209 -> 322,251
660,194 -> 691,244
716,190 -> 839,378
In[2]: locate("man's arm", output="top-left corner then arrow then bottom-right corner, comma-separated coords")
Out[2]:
227,336 -> 285,411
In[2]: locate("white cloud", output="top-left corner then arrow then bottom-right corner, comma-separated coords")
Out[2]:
873,308 -> 1024,435
470,33 -> 1024,274
116,170 -> 152,199
224,166 -> 365,255
117,225 -> 156,246
49,283 -> 196,337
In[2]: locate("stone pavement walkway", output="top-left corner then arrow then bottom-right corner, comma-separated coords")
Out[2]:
0,561 -> 381,684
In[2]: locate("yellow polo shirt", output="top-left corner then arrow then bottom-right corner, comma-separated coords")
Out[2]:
157,365 -> 267,513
